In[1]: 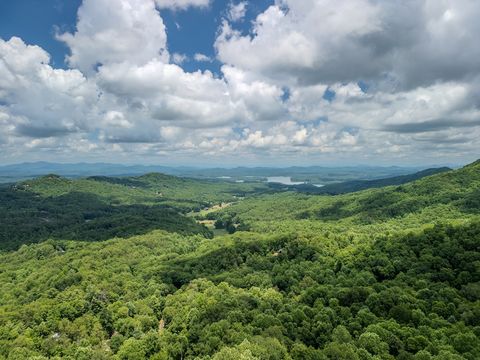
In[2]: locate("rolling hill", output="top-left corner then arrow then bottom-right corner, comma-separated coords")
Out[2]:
0,160 -> 478,359
0,173 -> 269,250
289,167 -> 451,195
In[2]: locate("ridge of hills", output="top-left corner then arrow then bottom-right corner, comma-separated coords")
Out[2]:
0,161 -> 437,184
0,159 -> 478,359
211,160 -> 480,231
287,167 -> 451,195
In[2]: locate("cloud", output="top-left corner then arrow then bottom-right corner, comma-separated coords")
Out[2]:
155,0 -> 210,10
321,82 -> 480,133
227,1 -> 247,22
385,121 -> 475,134
102,111 -> 133,129
216,0 -> 380,85
0,37 -> 97,139
216,0 -> 480,89
1,0 -> 480,165
57,0 -> 168,74
194,53 -> 212,62
222,65 -> 287,122
171,53 -> 188,64
97,60 -> 238,128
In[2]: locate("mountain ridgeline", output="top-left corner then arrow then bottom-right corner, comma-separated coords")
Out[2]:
210,161 -> 479,230
0,161 -> 479,359
0,172 -> 270,251
288,167 -> 452,195
0,161 -> 428,183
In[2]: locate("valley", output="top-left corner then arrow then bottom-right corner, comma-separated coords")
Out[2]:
0,161 -> 479,359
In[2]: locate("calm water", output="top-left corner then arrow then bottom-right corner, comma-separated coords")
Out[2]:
266,176 -> 324,187
266,176 -> 305,185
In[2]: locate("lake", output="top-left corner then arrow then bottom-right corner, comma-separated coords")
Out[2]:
266,176 -> 305,185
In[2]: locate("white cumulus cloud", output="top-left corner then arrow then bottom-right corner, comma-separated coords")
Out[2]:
155,0 -> 210,10
227,1 -> 247,22
1,0 -> 480,165
58,0 -> 168,75
194,53 -> 212,62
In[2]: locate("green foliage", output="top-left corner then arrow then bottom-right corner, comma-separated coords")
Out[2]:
0,188 -> 213,250
0,173 -> 272,250
0,161 -> 479,359
294,167 -> 451,195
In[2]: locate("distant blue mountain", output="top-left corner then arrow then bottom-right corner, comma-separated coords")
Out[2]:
0,161 -> 440,183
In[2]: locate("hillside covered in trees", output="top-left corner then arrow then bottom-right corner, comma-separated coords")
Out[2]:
0,174 -> 269,251
0,161 -> 479,359
288,167 -> 451,195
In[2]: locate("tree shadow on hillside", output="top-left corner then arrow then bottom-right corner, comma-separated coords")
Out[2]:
156,221 -> 480,303
86,176 -> 147,188
156,234 -> 319,289
304,190 -> 428,222
0,187 -> 211,251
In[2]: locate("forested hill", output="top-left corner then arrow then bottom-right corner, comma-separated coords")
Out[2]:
0,173 -> 269,251
291,167 -> 451,195
0,160 -> 478,359
212,160 -> 480,230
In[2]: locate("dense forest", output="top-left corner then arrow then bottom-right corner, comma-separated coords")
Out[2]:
0,174 -> 269,251
288,167 -> 451,195
0,161 -> 479,359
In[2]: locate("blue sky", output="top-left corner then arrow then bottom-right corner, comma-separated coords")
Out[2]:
0,0 -> 273,73
0,0 -> 81,68
161,0 -> 274,74
0,0 -> 479,166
